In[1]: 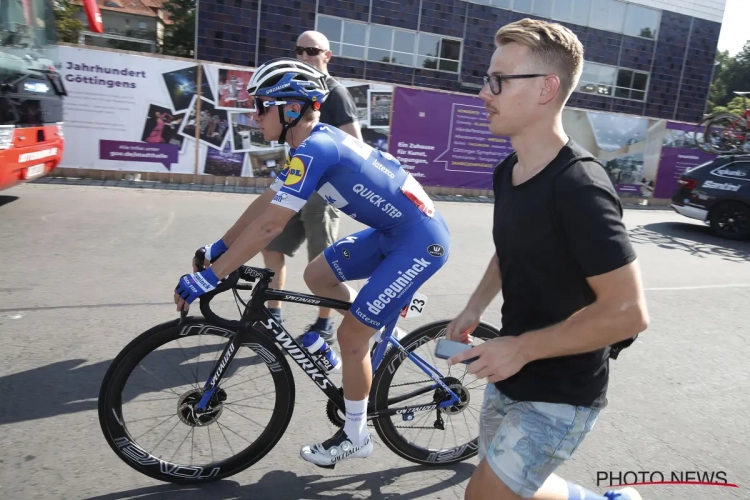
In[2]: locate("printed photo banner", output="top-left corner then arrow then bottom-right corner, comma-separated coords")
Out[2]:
50,45 -> 395,177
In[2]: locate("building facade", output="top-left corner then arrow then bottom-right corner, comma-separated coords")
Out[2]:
196,0 -> 725,124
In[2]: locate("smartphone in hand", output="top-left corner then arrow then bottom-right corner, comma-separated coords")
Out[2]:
435,339 -> 479,365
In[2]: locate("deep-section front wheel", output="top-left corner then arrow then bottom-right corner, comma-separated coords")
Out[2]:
371,320 -> 500,465
98,317 -> 295,484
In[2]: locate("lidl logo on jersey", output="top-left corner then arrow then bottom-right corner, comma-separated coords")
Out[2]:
283,154 -> 312,192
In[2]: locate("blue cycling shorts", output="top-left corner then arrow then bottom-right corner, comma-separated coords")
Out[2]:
323,212 -> 450,330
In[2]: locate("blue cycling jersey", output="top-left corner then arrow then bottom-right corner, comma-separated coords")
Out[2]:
269,123 -> 435,232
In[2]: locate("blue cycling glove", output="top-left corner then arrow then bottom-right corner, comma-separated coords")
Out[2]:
203,239 -> 228,262
175,268 -> 221,304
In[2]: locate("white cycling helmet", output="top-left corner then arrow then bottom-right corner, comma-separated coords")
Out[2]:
247,58 -> 329,143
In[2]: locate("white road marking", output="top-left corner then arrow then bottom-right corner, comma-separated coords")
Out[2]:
645,284 -> 750,291
151,211 -> 175,239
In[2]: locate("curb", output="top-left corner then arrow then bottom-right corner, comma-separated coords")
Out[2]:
29,177 -> 673,210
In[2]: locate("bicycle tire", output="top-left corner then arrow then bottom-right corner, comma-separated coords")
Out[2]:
370,319 -> 500,466
98,316 -> 296,484
694,115 -> 718,154
703,113 -> 749,154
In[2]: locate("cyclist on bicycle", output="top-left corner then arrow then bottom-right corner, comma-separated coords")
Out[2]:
173,58 -> 451,468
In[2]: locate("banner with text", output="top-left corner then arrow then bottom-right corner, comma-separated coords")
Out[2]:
388,86 -> 706,198
51,45 -> 393,177
387,87 -> 512,190
653,121 -> 714,199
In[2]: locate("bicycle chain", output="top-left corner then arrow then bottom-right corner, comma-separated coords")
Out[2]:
365,378 -> 459,429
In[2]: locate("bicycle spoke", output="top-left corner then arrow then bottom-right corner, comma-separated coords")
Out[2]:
150,419 -> 182,457
176,337 -> 199,388
133,413 -> 178,441
223,405 -> 270,432
223,402 -> 275,411
217,420 -> 254,446
169,427 -> 194,463
216,421 -> 237,456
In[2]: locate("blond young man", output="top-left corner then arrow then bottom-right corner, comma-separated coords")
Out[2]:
445,19 -> 649,500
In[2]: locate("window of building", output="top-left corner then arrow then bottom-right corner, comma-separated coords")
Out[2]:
463,0 -> 659,40
623,3 -> 659,39
577,61 -> 648,101
316,15 -> 462,73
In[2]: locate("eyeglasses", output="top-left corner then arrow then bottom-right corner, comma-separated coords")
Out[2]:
483,74 -> 547,95
295,46 -> 326,56
253,98 -> 288,115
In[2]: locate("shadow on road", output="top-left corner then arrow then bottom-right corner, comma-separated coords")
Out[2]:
84,463 -> 475,500
0,195 -> 18,207
628,222 -> 750,263
0,341 -> 260,426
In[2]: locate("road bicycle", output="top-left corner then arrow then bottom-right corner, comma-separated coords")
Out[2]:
696,91 -> 750,154
98,249 -> 499,485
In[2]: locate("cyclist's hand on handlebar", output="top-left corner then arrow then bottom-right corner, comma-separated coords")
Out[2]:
174,268 -> 220,312
193,239 -> 228,272
445,308 -> 481,344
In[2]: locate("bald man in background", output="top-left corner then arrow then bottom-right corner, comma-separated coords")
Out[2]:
261,30 -> 363,344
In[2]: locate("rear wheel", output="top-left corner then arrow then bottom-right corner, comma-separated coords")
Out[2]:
703,114 -> 749,154
371,320 -> 500,465
98,317 -> 295,484
709,201 -> 750,240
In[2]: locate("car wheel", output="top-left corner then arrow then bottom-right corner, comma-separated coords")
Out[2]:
708,201 -> 750,240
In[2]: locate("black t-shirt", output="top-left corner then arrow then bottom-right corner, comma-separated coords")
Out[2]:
491,139 -> 636,409
319,76 -> 359,128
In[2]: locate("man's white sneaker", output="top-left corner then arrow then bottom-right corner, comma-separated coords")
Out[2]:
299,429 -> 373,469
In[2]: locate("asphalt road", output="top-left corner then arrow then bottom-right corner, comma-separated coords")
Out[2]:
1,183 -> 748,500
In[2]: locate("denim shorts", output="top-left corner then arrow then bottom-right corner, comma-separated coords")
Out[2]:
478,384 -> 601,498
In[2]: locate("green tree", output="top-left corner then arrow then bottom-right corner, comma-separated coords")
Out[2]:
53,0 -> 84,44
161,0 -> 195,58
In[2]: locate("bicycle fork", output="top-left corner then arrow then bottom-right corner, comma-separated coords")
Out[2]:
195,330 -> 245,412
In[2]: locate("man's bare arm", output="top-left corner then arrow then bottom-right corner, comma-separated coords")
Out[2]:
221,188 -> 276,246
519,259 -> 649,361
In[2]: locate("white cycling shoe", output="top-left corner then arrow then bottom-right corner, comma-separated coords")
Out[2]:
604,487 -> 642,500
300,428 -> 373,469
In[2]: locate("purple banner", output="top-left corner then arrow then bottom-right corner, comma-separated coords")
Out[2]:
388,87 -> 513,189
653,121 -> 714,199
99,139 -> 179,171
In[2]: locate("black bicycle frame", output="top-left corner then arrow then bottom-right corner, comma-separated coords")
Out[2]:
193,265 -> 458,418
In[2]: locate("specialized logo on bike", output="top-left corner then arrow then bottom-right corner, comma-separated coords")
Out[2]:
352,184 -> 402,218
210,342 -> 236,388
257,318 -> 334,390
367,258 -> 431,315
427,244 -> 444,257
283,294 -> 321,305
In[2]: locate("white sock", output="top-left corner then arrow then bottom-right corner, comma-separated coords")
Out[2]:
343,397 -> 369,446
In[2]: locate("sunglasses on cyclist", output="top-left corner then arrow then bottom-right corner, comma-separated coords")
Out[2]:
295,46 -> 326,56
483,73 -> 547,95
253,98 -> 288,115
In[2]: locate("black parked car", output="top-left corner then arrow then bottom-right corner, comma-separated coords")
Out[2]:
671,155 -> 750,240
